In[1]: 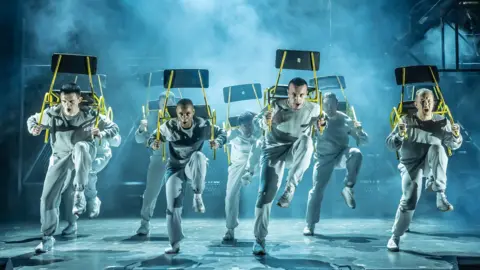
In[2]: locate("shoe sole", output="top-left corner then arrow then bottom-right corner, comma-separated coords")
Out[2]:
387,247 -> 400,252
438,205 -> 454,212
61,231 -> 77,236
276,201 -> 289,208
89,201 -> 102,219
341,192 -> 356,209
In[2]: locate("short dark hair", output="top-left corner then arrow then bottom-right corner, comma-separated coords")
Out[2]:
324,92 -> 338,101
176,98 -> 194,108
288,77 -> 308,88
238,111 -> 256,125
60,82 -> 81,95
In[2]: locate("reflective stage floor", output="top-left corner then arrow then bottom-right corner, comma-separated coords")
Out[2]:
1,218 -> 479,269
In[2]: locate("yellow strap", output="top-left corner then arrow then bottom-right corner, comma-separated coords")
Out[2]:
198,70 -> 211,118
97,74 -> 104,99
271,51 -> 287,98
40,54 -> 62,143
310,52 -> 323,135
107,107 -> 114,121
251,84 -> 261,110
86,57 -> 94,94
226,144 -> 231,165
156,110 -> 161,141
157,70 -> 174,143
267,51 -> 287,133
398,67 -> 406,115
351,106 -> 357,121
336,75 -> 348,109
227,87 -> 231,128
146,73 -> 152,114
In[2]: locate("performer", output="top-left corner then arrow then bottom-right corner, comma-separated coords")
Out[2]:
27,82 -> 119,253
223,111 -> 262,241
46,130 -> 121,236
135,92 -> 176,235
252,77 -> 320,255
85,133 -> 122,219
149,98 -> 227,254
304,92 -> 368,235
385,88 -> 462,252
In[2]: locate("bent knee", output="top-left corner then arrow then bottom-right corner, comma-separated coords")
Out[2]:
74,142 -> 90,153
429,144 -> 445,155
400,198 -> 418,211
191,151 -> 207,162
255,191 -> 276,207
349,148 -> 363,159
298,134 -> 313,144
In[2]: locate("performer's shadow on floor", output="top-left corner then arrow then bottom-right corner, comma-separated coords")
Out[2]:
254,255 -> 337,270
3,234 -> 90,244
139,255 -> 206,268
0,252 -> 68,268
313,234 -> 378,243
102,234 -> 169,243
406,230 -> 480,239
209,240 -> 291,252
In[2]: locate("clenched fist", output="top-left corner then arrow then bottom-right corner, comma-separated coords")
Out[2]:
264,110 -> 272,122
139,119 -> 148,132
151,139 -> 161,150
31,125 -> 43,136
210,140 -> 219,149
317,117 -> 326,129
398,123 -> 407,137
92,128 -> 102,139
452,123 -> 460,138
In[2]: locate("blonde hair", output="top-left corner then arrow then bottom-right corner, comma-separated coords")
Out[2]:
415,88 -> 434,98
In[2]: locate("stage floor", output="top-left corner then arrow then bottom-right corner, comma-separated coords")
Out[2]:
0,218 -> 479,270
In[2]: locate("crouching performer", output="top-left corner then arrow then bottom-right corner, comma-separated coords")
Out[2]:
27,82 -> 119,253
252,77 -> 320,255
148,98 -> 227,254
223,111 -> 262,241
386,88 -> 462,252
304,92 -> 368,235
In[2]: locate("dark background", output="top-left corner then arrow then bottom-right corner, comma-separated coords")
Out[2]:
1,0 -> 479,225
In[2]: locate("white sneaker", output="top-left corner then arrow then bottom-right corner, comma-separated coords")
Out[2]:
35,236 -> 55,253
437,192 -> 454,212
341,186 -> 356,209
223,229 -> 235,241
164,242 -> 180,254
387,235 -> 400,252
87,197 -> 102,218
303,225 -> 314,236
277,184 -> 295,208
193,194 -> 205,213
62,223 -> 77,236
136,220 -> 150,235
252,238 -> 266,255
73,190 -> 87,216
